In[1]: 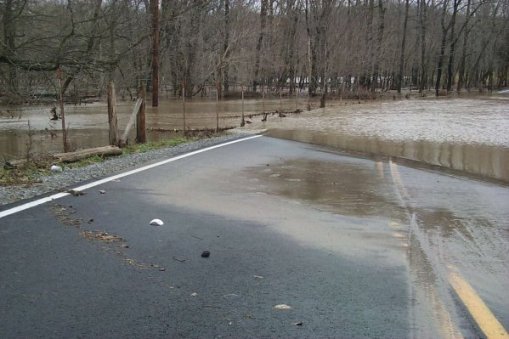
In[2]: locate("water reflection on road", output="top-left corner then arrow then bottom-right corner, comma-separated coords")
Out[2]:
245,158 -> 404,219
243,154 -> 509,337
268,128 -> 509,183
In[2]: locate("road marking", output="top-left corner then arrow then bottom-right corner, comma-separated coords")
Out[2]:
389,160 -> 508,338
0,135 -> 262,220
389,160 -> 463,338
449,271 -> 509,339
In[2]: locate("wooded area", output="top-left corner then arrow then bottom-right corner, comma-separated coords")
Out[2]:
1,0 -> 508,105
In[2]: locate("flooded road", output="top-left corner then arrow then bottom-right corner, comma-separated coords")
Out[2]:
250,98 -> 509,182
1,136 -> 507,337
1,97 -> 507,184
121,136 -> 507,337
240,150 -> 509,337
268,129 -> 509,183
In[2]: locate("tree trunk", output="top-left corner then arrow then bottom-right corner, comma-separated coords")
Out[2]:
150,0 -> 160,107
253,0 -> 268,92
435,0 -> 449,96
54,146 -> 122,163
3,0 -> 18,94
418,0 -> 428,93
223,0 -> 230,94
397,0 -> 410,93
304,0 -> 318,96
457,0 -> 471,93
372,0 -> 385,92
137,85 -> 146,143
107,81 -> 119,146
57,69 -> 71,153
183,1 -> 202,98
365,0 -> 375,89
446,0 -> 461,92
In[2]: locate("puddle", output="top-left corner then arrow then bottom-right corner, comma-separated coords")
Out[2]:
243,158 -> 404,219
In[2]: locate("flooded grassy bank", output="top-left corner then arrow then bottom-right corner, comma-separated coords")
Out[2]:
0,97 -> 307,159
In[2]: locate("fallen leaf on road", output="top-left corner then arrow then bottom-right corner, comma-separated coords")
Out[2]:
81,230 -> 123,243
67,189 -> 85,196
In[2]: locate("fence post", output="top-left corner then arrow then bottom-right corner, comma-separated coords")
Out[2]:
107,81 -> 119,146
262,84 -> 265,113
279,88 -> 283,112
216,81 -> 220,133
136,84 -> 146,143
240,84 -> 245,127
182,81 -> 186,135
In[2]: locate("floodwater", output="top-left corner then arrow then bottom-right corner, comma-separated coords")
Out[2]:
242,154 -> 509,337
1,96 -> 508,183
249,98 -> 509,182
268,129 -> 509,182
0,97 -> 304,159
136,133 -> 508,337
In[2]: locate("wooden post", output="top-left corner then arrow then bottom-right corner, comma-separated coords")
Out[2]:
216,80 -> 220,133
279,88 -> 283,112
240,84 -> 245,127
107,81 -> 119,146
120,98 -> 142,146
182,81 -> 186,135
262,84 -> 265,113
136,84 -> 146,143
57,68 -> 70,152
295,85 -> 298,110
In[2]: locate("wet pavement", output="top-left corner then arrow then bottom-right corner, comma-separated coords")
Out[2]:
1,136 -> 507,338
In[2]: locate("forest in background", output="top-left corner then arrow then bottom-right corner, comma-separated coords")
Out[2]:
1,0 -> 508,106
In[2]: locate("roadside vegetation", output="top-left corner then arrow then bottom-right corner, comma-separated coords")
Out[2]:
0,135 -> 210,187
123,136 -> 188,154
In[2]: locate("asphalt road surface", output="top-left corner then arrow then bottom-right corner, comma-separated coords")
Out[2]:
1,136 -> 508,338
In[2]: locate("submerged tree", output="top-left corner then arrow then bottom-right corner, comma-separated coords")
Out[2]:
0,0 -> 507,104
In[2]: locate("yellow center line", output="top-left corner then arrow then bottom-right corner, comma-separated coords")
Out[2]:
448,270 -> 509,339
388,159 -> 509,339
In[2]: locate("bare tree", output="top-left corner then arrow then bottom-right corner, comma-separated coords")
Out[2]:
151,0 -> 160,106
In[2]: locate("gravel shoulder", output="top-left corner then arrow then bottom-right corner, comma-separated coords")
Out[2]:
0,133 -> 253,207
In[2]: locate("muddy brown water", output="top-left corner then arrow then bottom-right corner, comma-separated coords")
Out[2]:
0,97 -> 304,158
268,129 -> 509,183
242,154 -> 509,334
1,97 -> 508,185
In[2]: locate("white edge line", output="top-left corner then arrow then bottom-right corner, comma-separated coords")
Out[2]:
0,135 -> 262,219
